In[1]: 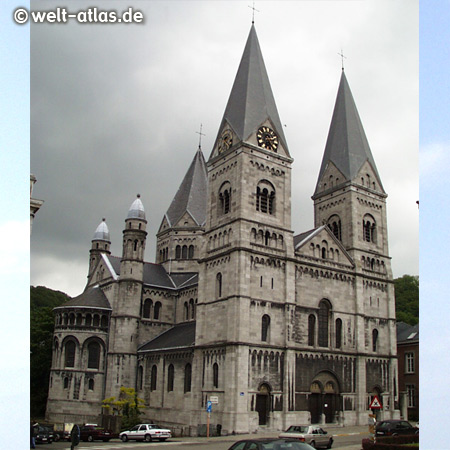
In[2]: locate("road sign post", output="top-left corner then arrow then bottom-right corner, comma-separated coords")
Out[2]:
206,401 -> 212,438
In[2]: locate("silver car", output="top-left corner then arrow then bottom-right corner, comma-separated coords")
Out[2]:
120,423 -> 172,442
279,425 -> 333,449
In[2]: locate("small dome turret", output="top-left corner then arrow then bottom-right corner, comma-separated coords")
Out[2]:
127,194 -> 146,220
93,218 -> 110,241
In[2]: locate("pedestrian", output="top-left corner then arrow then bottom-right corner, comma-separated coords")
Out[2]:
30,422 -> 36,449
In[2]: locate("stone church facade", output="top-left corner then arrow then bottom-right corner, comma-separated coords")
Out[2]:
46,25 -> 399,434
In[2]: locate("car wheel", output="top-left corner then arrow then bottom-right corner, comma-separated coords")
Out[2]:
144,434 -> 152,442
121,435 -> 128,442
327,438 -> 333,448
87,435 -> 94,442
310,440 -> 316,448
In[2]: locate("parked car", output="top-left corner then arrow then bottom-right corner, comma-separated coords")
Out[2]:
34,425 -> 52,444
120,423 -> 172,442
79,424 -> 114,442
279,425 -> 333,449
228,438 -> 315,450
375,420 -> 419,437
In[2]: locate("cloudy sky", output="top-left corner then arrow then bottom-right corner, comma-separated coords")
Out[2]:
30,0 -> 419,297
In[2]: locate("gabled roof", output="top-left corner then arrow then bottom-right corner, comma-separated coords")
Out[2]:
211,25 -> 289,157
314,70 -> 384,195
138,321 -> 196,352
165,148 -> 207,227
54,285 -> 111,310
396,321 -> 419,344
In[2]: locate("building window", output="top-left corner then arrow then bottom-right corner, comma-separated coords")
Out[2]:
167,364 -> 174,392
308,315 -> 316,346
372,329 -> 379,352
88,378 -> 94,391
138,366 -> 143,391
182,245 -> 188,259
219,182 -> 232,215
64,377 -> 69,389
143,299 -> 153,318
87,341 -> 100,369
406,384 -> 416,408
256,180 -> 275,214
363,214 -> 377,243
154,302 -> 162,320
318,300 -> 331,347
65,340 -> 76,368
213,363 -> 219,388
216,273 -> 222,298
150,365 -> 157,391
175,245 -> 181,259
189,298 -> 195,319
184,363 -> 192,393
405,352 -> 415,374
335,318 -> 342,349
184,302 -> 189,321
328,215 -> 342,241
261,315 -> 270,342
188,245 -> 194,259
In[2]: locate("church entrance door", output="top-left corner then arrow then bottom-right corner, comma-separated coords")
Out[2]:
309,373 -> 341,424
255,384 -> 271,425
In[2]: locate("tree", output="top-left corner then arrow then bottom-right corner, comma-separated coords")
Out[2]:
30,286 -> 70,418
394,275 -> 419,325
102,387 -> 145,430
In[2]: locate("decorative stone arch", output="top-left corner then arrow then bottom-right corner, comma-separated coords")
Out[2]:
256,179 -> 276,214
256,382 -> 272,425
82,337 -> 106,371
308,371 -> 342,424
61,335 -> 80,368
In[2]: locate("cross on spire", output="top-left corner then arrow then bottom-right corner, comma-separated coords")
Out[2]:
248,1 -> 259,24
195,124 -> 206,148
338,49 -> 347,71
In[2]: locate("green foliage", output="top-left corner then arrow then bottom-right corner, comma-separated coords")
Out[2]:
30,286 -> 70,418
102,387 -> 145,430
394,275 -> 419,325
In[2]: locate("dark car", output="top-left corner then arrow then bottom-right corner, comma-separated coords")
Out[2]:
375,420 -> 419,437
228,438 -> 315,450
35,426 -> 52,444
79,424 -> 114,442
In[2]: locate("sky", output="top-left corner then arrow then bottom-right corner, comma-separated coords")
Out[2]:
3,0 -> 449,447
29,0 -> 419,299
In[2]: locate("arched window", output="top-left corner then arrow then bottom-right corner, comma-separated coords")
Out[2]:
184,302 -> 189,321
184,363 -> 192,393
308,315 -> 316,346
76,314 -> 82,326
85,314 -> 92,326
93,314 -> 100,327
87,341 -> 100,369
321,247 -> 327,259
216,273 -> 222,298
256,180 -> 275,214
154,302 -> 162,320
65,340 -> 76,367
64,377 -> 69,389
188,245 -> 194,259
101,315 -> 108,328
138,366 -> 143,391
335,318 -> 342,349
372,329 -> 379,352
88,378 -> 94,390
213,363 -> 219,388
219,182 -> 232,215
318,300 -> 331,347
363,214 -> 377,243
151,365 -> 157,391
182,245 -> 188,259
261,315 -> 270,342
167,364 -> 174,392
175,245 -> 181,259
189,298 -> 195,319
143,299 -> 152,319
134,240 -> 138,251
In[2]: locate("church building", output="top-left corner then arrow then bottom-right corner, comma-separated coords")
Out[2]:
46,24 -> 399,434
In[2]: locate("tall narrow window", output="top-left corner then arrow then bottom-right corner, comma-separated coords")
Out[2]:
308,315 -> 316,346
182,245 -> 188,259
318,300 -> 331,347
261,315 -> 270,342
189,298 -> 195,319
87,341 -> 100,369
143,299 -> 153,318
406,384 -> 416,407
372,329 -> 379,352
138,366 -> 143,391
150,365 -> 157,391
175,245 -> 181,259
335,318 -> 342,349
154,302 -> 162,320
167,364 -> 174,392
405,352 -> 415,374
184,363 -> 192,393
216,273 -> 222,298
219,182 -> 232,215
88,378 -> 94,390
213,363 -> 219,388
65,340 -> 76,368
363,214 -> 377,243
184,302 -> 189,321
188,245 -> 194,259
64,377 -> 69,389
256,181 -> 275,215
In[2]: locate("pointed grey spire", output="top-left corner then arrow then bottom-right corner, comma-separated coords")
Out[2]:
127,194 -> 146,220
165,148 -> 208,227
211,25 -> 289,156
314,71 -> 384,195
93,218 -> 110,241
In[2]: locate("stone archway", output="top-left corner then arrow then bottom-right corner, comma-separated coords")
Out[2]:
308,372 -> 342,424
255,383 -> 271,425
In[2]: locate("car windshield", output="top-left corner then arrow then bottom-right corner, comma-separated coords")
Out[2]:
286,426 -> 309,433
261,442 -> 310,449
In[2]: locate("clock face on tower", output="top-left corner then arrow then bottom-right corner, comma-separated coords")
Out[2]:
218,130 -> 233,154
257,126 -> 278,152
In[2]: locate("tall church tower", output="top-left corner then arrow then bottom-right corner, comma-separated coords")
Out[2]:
195,25 -> 295,432
88,218 -> 111,280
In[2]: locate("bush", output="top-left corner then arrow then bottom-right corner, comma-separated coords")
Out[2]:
362,435 -> 419,450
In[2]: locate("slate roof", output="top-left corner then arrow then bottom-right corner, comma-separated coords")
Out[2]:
165,148 -> 208,227
138,321 -> 196,352
211,24 -> 289,157
396,322 -> 419,344
54,285 -> 111,310
314,70 -> 384,195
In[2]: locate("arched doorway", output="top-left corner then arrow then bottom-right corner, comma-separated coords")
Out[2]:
255,383 -> 271,425
308,372 -> 342,424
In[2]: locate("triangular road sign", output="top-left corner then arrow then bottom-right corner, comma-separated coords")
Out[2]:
369,395 -> 382,409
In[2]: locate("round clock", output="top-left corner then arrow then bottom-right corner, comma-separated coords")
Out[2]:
218,130 -> 233,153
257,126 -> 279,152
